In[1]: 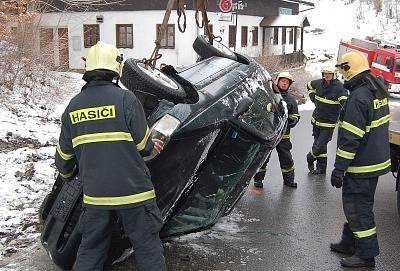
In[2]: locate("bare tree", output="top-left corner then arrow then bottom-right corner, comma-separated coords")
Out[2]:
0,0 -> 122,103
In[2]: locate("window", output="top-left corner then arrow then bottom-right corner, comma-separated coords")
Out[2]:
116,24 -> 133,48
282,27 -> 286,45
375,54 -> 383,64
395,58 -> 400,72
229,25 -> 236,48
386,57 -> 394,70
39,28 -> 53,55
273,27 -> 278,45
157,24 -> 175,49
289,28 -> 294,44
241,26 -> 248,47
252,26 -> 258,46
279,7 -> 292,15
83,24 -> 99,48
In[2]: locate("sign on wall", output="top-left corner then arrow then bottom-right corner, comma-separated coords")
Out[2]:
232,0 -> 247,11
219,0 -> 233,13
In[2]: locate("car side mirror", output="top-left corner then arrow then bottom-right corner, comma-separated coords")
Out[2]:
233,96 -> 253,118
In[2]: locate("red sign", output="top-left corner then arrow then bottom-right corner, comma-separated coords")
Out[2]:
219,0 -> 232,12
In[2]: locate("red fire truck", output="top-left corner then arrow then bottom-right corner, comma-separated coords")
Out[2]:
338,38 -> 400,93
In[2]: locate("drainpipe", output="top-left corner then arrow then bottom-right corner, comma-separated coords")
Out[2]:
234,10 -> 238,52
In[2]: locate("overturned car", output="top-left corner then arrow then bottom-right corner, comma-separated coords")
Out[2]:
39,36 -> 288,270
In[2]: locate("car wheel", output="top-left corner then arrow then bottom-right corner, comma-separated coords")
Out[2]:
38,194 -> 49,226
193,35 -> 238,61
121,59 -> 187,104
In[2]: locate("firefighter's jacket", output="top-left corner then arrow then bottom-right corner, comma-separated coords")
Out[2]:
281,90 -> 300,139
55,80 -> 155,209
307,79 -> 348,128
334,73 -> 390,178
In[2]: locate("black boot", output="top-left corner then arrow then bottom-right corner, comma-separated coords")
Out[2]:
315,157 -> 327,175
306,152 -> 315,172
340,255 -> 375,267
253,171 -> 265,188
311,168 -> 326,175
284,180 -> 297,188
283,171 -> 297,188
254,180 -> 263,188
330,242 -> 355,255
331,223 -> 355,255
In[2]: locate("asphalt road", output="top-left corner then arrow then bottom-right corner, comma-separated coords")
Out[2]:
2,109 -> 400,271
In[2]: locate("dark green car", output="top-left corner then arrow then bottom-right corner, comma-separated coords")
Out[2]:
39,36 -> 288,270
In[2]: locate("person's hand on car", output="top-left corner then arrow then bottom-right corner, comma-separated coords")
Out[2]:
152,138 -> 165,155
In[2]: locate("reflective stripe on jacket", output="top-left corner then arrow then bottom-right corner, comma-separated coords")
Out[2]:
281,90 -> 300,138
55,80 -> 155,209
334,73 -> 390,178
307,79 -> 348,127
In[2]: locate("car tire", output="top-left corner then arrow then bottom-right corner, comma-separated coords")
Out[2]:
193,35 -> 238,61
121,59 -> 187,104
38,194 -> 49,226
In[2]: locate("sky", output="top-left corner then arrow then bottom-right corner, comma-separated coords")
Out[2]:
1,0 -> 400,266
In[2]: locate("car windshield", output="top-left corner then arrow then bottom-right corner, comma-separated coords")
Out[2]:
395,58 -> 400,72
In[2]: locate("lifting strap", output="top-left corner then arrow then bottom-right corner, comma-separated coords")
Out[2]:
177,0 -> 187,33
146,0 -> 211,68
195,0 -> 213,44
146,0 -> 176,69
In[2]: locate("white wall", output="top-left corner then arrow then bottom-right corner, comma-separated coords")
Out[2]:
263,27 -> 297,55
203,13 -> 264,57
40,10 -> 288,69
41,11 -> 198,69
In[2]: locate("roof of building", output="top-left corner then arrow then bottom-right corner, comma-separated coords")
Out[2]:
259,14 -> 310,27
282,0 -> 314,7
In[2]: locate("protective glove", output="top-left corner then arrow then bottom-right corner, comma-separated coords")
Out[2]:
330,168 -> 344,188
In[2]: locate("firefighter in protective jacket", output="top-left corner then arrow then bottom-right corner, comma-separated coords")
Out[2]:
253,72 -> 300,188
330,51 -> 390,268
55,41 -> 166,271
306,65 -> 348,174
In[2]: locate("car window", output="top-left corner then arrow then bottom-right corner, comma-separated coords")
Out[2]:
375,54 -> 383,64
161,126 -> 262,237
386,57 -> 394,71
395,58 -> 400,72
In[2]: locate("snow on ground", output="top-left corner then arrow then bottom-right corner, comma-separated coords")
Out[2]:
298,100 -> 316,111
0,72 -> 83,260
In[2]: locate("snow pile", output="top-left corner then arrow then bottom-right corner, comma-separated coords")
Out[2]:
0,72 -> 83,259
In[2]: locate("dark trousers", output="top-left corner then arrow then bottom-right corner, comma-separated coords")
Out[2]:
310,126 -> 334,170
75,201 -> 166,271
254,138 -> 294,182
341,175 -> 379,259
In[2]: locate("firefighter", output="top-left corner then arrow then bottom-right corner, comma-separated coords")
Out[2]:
54,41 -> 166,271
253,72 -> 300,188
330,51 -> 390,268
306,64 -> 348,174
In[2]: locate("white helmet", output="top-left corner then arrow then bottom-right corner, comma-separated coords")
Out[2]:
321,64 -> 337,79
275,71 -> 294,86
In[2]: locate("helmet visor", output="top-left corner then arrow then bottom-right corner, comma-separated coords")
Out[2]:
335,62 -> 350,72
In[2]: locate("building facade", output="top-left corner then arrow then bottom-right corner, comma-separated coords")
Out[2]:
38,0 -> 312,69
